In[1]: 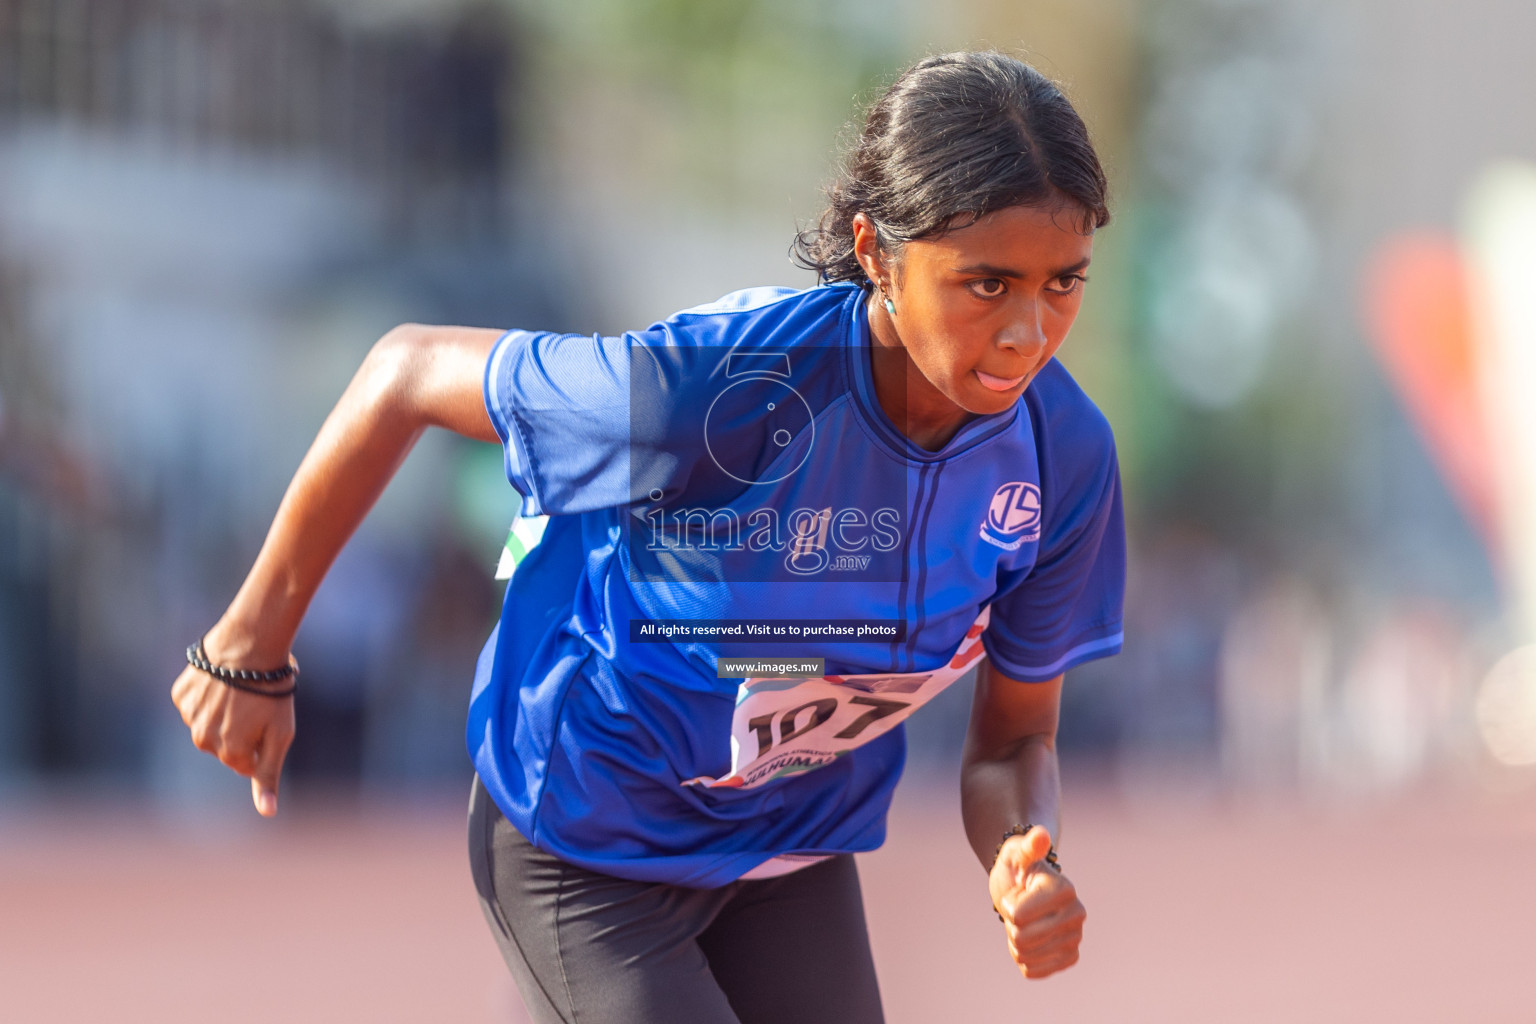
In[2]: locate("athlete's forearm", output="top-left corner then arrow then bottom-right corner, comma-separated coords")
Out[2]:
960,732 -> 1062,870
204,324 -> 500,662
959,662 -> 1066,868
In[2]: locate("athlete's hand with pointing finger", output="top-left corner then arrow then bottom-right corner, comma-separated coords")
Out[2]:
165,325 -> 501,818
169,622 -> 295,817
989,825 -> 1085,980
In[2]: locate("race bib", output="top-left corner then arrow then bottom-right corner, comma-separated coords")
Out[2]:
683,607 -> 990,790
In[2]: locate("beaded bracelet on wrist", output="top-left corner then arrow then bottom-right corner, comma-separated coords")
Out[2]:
186,636 -> 299,698
993,823 -> 1061,872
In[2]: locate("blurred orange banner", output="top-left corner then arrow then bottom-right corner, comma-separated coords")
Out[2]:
1363,233 -> 1498,555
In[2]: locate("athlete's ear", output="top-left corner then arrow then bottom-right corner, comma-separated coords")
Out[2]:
851,213 -> 889,290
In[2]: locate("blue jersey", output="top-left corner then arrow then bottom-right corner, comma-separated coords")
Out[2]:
467,283 -> 1124,887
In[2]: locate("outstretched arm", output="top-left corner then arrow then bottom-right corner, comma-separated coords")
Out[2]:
961,661 -> 1085,979
170,324 -> 503,816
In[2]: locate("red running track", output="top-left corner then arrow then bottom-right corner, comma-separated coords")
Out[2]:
2,775 -> 1534,1023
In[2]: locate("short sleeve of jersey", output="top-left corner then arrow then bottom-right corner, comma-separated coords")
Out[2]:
483,328 -> 637,516
482,287 -> 810,517
983,365 -> 1126,682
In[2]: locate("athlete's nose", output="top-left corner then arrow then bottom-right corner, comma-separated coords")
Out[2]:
997,299 -> 1047,360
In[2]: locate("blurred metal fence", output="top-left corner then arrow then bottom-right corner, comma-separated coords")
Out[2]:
0,0 -> 510,234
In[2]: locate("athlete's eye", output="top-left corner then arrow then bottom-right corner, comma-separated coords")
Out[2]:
967,278 -> 1006,299
1046,274 -> 1087,296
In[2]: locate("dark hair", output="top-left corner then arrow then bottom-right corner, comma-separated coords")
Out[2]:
793,51 -> 1110,286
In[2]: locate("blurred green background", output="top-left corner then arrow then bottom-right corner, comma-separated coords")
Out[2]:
2,0 -> 1533,811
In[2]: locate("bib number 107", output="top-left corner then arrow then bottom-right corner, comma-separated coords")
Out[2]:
746,695 -> 908,759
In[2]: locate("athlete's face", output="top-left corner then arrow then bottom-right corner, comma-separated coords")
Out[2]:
855,203 -> 1094,447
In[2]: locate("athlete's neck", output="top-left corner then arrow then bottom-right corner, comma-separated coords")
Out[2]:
865,293 -> 977,452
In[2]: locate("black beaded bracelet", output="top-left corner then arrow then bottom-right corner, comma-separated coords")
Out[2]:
993,823 -> 1061,872
992,824 -> 1061,922
186,636 -> 299,698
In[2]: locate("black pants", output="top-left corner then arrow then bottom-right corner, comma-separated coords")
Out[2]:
468,776 -> 885,1024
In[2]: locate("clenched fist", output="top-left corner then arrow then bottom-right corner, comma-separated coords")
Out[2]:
989,826 -> 1085,980
170,642 -> 295,817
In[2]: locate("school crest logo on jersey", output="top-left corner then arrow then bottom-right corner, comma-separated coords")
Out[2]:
980,481 -> 1041,551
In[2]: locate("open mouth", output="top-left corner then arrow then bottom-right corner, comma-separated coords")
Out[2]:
975,369 -> 1027,392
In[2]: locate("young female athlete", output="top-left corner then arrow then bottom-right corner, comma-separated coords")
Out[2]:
170,51 -> 1124,1023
